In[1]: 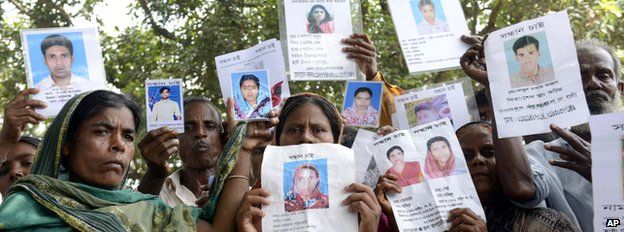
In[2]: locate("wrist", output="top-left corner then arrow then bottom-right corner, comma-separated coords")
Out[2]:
146,163 -> 170,178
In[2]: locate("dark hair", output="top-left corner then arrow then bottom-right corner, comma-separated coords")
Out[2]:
576,39 -> 622,81
40,34 -> 73,56
418,0 -> 435,10
353,87 -> 373,98
456,121 -> 493,138
66,90 -> 141,144
386,145 -> 404,160
512,36 -> 540,54
426,136 -> 451,152
275,93 -> 342,145
183,97 -> 226,139
19,136 -> 41,149
414,101 -> 435,114
474,88 -> 489,108
307,5 -> 334,24
159,86 -> 171,94
240,74 -> 260,88
340,125 -> 358,148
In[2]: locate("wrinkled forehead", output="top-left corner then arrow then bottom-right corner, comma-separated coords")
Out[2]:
577,47 -> 614,70
458,126 -> 492,148
184,102 -> 221,122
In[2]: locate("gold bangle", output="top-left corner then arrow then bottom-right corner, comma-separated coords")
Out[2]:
226,174 -> 250,183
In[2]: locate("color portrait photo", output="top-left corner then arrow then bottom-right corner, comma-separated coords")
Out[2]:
231,70 -> 272,120
504,31 -> 555,89
405,93 -> 452,128
410,0 -> 449,35
342,81 -> 383,128
145,79 -> 185,133
283,159 -> 329,213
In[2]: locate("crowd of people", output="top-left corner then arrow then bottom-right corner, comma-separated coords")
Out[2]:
0,10 -> 621,232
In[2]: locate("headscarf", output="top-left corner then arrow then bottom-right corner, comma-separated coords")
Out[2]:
424,136 -> 456,179
284,164 -> 328,211
233,77 -> 271,119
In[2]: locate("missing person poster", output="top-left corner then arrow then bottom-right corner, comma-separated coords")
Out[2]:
351,129 -> 380,189
369,119 -> 484,231
388,0 -> 470,73
589,112 -> 624,231
261,144 -> 358,231
342,81 -> 383,128
394,79 -> 477,131
20,27 -> 107,117
216,39 -> 291,119
145,79 -> 184,133
279,0 -> 362,80
484,11 -> 590,138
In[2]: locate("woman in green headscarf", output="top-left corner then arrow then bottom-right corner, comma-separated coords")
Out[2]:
0,90 -> 257,231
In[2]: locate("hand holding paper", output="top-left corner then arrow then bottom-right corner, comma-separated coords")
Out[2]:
459,37 -> 488,86
342,33 -> 378,80
546,124 -> 592,182
343,183 -> 381,232
0,88 -> 47,145
242,110 -> 278,153
447,208 -> 487,232
236,188 -> 271,232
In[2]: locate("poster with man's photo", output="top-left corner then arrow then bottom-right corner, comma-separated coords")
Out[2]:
388,0 -> 470,73
20,27 -> 107,117
589,112 -> 624,231
367,119 -> 484,231
279,0 -> 362,80
342,81 -> 383,128
484,11 -> 590,138
216,39 -> 291,115
261,144 -> 358,231
394,79 -> 478,130
145,79 -> 184,133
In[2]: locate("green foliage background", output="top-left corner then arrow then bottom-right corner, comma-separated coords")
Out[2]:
0,0 -> 622,185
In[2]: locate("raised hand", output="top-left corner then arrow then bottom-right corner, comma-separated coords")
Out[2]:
236,188 -> 271,232
342,33 -> 378,80
343,183 -> 381,232
459,35 -> 488,86
447,208 -> 487,232
546,124 -> 592,182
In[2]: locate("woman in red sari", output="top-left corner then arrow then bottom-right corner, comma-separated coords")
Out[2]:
384,146 -> 424,187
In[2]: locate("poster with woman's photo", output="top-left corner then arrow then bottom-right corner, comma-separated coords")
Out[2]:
388,0 -> 470,73
145,79 -> 184,133
261,144 -> 358,231
279,0 -> 362,80
216,39 -> 291,113
485,11 -> 589,138
342,81 -> 383,128
394,80 -> 478,131
20,27 -> 107,117
368,119 -> 484,231
589,112 -> 624,231
229,70 -> 272,120
351,129 -> 380,189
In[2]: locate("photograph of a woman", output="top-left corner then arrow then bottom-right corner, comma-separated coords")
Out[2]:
384,146 -> 425,187
307,4 -> 335,34
343,87 -> 380,126
232,72 -> 272,120
424,136 -> 464,179
284,163 -> 329,212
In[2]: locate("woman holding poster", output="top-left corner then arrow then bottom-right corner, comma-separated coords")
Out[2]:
306,5 -> 335,34
284,164 -> 329,212
385,146 -> 425,187
424,136 -> 463,179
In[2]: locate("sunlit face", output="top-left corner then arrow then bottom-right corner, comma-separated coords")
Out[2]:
64,107 -> 136,190
241,80 -> 259,103
295,167 -> 319,198
354,91 -> 372,112
280,103 -> 335,145
312,7 -> 326,23
515,44 -> 540,74
0,143 -> 36,196
160,89 -> 170,99
44,45 -> 73,80
430,140 -> 451,163
458,126 -> 497,202
420,5 -> 436,23
180,103 -> 223,170
388,149 -> 405,166
416,108 -> 440,124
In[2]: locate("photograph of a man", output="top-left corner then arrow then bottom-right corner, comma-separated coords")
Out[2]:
150,86 -> 182,122
508,34 -> 555,88
411,0 -> 449,35
35,34 -> 88,91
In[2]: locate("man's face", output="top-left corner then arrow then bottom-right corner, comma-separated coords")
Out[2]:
354,91 -> 372,111
416,108 -> 440,124
515,44 -> 540,73
180,103 -> 223,170
420,5 -> 436,23
160,89 -> 170,100
44,45 -> 73,79
241,80 -> 259,103
578,48 -> 621,115
0,142 -> 36,196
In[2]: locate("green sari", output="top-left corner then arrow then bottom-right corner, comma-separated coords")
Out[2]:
0,90 -> 247,231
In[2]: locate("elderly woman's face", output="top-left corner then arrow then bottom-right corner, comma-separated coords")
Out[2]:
280,103 -> 334,145
295,168 -> 319,198
430,140 -> 451,163
458,126 -> 497,201
241,79 -> 259,103
388,149 -> 405,166
64,107 -> 136,189
312,7 -> 326,23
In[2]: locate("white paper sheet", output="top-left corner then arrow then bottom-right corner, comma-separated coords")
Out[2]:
261,144 -> 358,232
21,27 -> 108,117
484,11 -> 590,138
590,112 -> 624,231
145,79 -> 185,133
388,0 -> 470,73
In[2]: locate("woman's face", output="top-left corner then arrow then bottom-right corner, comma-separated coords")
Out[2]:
312,7 -> 326,23
430,140 -> 451,163
458,126 -> 497,201
354,92 -> 372,112
64,107 -> 136,189
388,149 -> 405,166
0,143 -> 36,196
295,167 -> 319,197
241,80 -> 259,103
279,103 -> 335,145
420,5 -> 436,22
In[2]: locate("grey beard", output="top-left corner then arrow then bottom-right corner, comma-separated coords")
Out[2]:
585,90 -> 623,115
